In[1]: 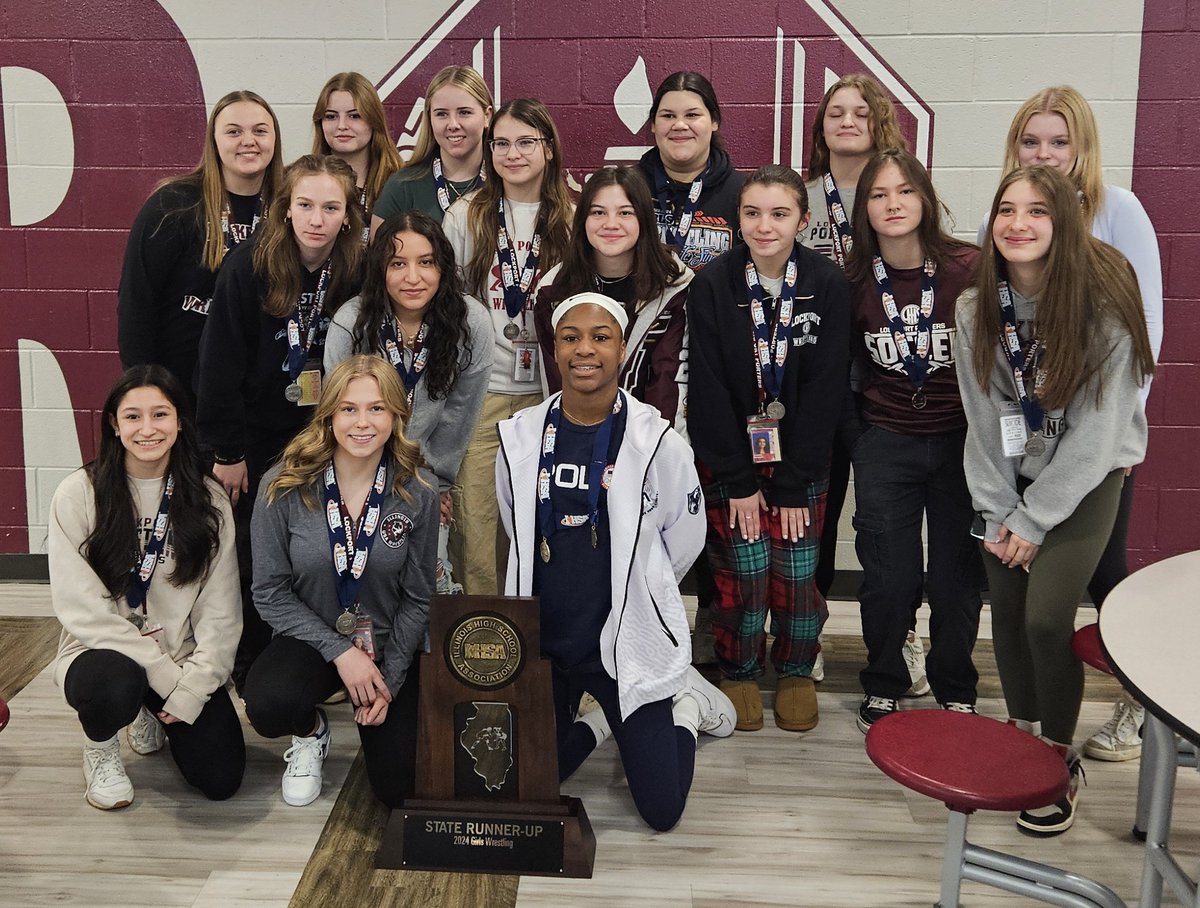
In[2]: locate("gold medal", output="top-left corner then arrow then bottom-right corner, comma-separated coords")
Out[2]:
335,610 -> 356,636
539,537 -> 551,563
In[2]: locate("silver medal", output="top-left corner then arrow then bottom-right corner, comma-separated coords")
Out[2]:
765,401 -> 786,420
503,322 -> 521,340
335,610 -> 356,636
127,612 -> 145,630
1024,434 -> 1047,457
911,389 -> 927,410
284,382 -> 303,403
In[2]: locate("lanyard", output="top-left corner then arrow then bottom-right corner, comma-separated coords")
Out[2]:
536,393 -> 623,560
285,262 -> 331,380
872,255 -> 937,391
432,155 -> 484,213
654,158 -> 709,249
380,317 -> 428,404
220,194 -> 263,257
496,198 -> 544,320
821,173 -> 853,269
997,277 -> 1045,435
126,474 -> 174,613
322,457 -> 388,614
745,249 -> 799,410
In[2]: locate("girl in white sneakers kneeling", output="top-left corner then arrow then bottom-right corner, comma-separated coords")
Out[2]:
497,292 -> 734,832
49,366 -> 244,810
246,356 -> 437,807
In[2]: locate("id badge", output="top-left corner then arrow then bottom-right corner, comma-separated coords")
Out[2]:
998,400 -> 1028,458
747,416 -> 782,464
351,614 -> 376,661
295,364 -> 322,407
141,622 -> 169,656
513,341 -> 539,383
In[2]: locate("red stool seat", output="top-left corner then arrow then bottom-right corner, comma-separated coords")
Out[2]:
0,697 -> 8,733
865,710 -> 1067,813
1072,623 -> 1112,674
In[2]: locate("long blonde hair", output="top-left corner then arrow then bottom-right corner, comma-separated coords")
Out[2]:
807,74 -> 907,179
252,155 -> 363,318
403,65 -> 495,170
310,72 -> 403,212
463,99 -> 573,299
267,355 -> 428,508
972,167 -> 1153,409
158,90 -> 284,271
1001,86 -> 1105,229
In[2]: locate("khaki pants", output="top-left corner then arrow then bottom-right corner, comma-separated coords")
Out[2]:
449,390 -> 543,596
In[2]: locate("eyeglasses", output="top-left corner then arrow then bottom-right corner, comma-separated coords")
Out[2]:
489,136 -> 547,155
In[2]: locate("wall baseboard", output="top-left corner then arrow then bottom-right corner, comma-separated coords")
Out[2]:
0,555 -> 49,583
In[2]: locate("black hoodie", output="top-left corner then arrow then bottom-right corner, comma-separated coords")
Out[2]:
637,146 -> 745,272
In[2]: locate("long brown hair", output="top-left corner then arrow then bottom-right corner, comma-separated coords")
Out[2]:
1001,86 -> 1105,229
310,72 -> 403,212
971,167 -> 1154,409
158,90 -> 284,271
807,74 -> 906,179
402,65 -> 494,170
267,355 -> 428,509
552,166 -> 682,308
463,99 -> 573,299
846,148 -> 975,285
253,155 -> 363,318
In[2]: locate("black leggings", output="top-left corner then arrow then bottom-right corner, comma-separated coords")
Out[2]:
242,635 -> 421,808
63,649 -> 245,800
1087,466 -> 1137,608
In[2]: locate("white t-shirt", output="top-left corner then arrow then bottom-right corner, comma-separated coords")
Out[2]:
443,195 -> 545,394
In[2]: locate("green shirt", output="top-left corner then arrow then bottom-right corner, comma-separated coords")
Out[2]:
374,162 -> 481,224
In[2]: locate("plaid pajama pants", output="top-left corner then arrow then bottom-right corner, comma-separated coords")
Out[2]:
699,464 -> 829,681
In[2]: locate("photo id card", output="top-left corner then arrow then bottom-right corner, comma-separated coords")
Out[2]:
513,341 -> 539,383
747,416 -> 782,464
295,365 -> 322,407
351,614 -> 376,661
998,400 -> 1028,458
141,622 -> 169,656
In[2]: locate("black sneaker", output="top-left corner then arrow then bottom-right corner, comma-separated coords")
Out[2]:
1017,756 -> 1085,837
857,696 -> 900,734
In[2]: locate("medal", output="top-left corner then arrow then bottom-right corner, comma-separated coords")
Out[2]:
911,389 -> 927,410
284,382 -> 302,403
336,609 -> 356,636
540,537 -> 551,563
127,612 -> 145,630
591,524 -> 599,549
765,400 -> 786,420
1024,434 -> 1046,457
503,321 -> 521,340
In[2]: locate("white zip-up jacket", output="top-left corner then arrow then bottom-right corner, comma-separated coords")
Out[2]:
496,392 -> 706,719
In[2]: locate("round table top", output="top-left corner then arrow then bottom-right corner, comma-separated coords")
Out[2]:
1099,550 -> 1200,745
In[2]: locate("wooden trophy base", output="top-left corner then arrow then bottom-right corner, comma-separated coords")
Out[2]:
375,795 -> 595,877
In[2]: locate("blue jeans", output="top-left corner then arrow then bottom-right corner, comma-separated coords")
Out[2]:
852,425 -> 984,703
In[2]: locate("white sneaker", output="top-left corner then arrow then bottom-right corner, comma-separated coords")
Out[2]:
680,666 -> 736,737
811,635 -> 825,683
83,735 -> 134,810
903,631 -> 930,697
282,710 -> 330,807
1084,695 -> 1144,762
127,705 -> 166,755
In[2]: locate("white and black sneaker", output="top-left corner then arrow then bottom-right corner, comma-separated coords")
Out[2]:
857,696 -> 900,733
941,702 -> 978,715
281,709 -> 331,807
1017,755 -> 1085,837
127,705 -> 166,755
903,631 -> 930,697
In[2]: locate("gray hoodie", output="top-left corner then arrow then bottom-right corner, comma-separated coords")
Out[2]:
954,286 -> 1147,546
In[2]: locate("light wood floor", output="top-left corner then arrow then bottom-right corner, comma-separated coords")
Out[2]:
1,584 -> 1195,907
